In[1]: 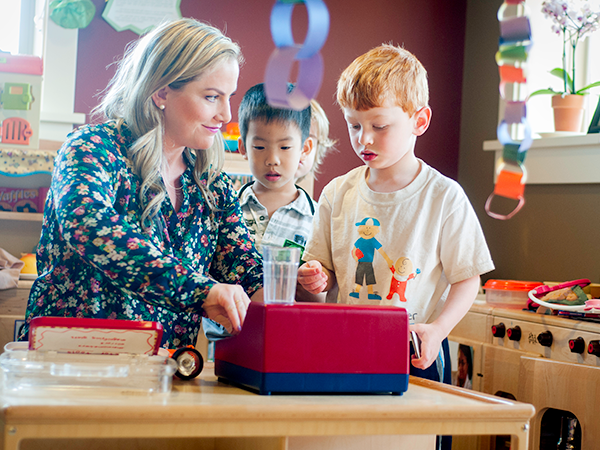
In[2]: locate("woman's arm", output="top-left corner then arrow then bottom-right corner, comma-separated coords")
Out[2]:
51,126 -> 220,312
208,175 -> 263,296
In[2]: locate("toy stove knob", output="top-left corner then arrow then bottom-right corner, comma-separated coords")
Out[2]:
537,331 -> 553,347
588,340 -> 600,357
507,326 -> 521,341
491,323 -> 505,338
569,337 -> 585,354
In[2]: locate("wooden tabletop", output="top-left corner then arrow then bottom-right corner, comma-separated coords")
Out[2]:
0,366 -> 534,437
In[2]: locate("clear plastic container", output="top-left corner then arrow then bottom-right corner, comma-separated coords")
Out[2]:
0,342 -> 177,396
483,279 -> 543,309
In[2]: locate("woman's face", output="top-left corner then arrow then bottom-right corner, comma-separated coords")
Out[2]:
160,58 -> 239,153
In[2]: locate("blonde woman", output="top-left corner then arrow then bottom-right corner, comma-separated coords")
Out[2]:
21,19 -> 263,348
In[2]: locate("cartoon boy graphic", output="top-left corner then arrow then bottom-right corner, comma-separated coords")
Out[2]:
387,256 -> 420,302
350,217 -> 393,300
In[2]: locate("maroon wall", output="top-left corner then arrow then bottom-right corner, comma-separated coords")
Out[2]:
75,0 -> 467,198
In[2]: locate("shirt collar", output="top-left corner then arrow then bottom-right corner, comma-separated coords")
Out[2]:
239,182 -> 314,216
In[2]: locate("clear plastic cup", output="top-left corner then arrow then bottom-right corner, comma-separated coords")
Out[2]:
262,246 -> 300,305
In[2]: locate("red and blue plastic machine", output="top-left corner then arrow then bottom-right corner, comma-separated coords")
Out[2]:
215,302 -> 410,395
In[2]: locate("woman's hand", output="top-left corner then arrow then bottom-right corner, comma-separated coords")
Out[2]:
203,284 -> 250,334
408,323 -> 445,370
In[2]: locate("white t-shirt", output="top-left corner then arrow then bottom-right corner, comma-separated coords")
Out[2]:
303,162 -> 494,325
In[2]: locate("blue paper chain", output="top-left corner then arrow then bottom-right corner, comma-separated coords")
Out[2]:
265,0 -> 330,110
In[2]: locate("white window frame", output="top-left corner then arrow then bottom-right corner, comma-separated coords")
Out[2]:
486,1 -> 600,185
2,0 -> 84,143
522,0 -> 600,134
35,0 -> 85,142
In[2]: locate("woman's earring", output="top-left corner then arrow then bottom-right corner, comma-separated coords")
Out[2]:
160,105 -> 165,110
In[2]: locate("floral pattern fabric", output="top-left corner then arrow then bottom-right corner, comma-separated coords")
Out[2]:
21,121 -> 263,348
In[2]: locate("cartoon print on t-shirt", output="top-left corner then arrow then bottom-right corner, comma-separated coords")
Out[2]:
387,256 -> 420,302
350,217 -> 393,300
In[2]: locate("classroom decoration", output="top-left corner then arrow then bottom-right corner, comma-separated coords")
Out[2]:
485,0 -> 533,220
265,0 -> 330,110
49,0 -> 96,29
102,0 -> 182,35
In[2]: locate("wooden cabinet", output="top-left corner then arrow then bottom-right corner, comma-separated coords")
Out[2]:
0,211 -> 44,257
0,280 -> 30,348
519,357 -> 600,450
481,344 -> 542,399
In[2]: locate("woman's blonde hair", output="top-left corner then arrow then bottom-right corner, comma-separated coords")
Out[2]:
336,44 -> 428,116
96,18 -> 242,230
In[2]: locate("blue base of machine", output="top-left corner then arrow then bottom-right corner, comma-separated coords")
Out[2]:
215,360 -> 409,395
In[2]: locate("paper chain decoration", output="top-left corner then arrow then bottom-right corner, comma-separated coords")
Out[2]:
265,0 -> 330,110
485,0 -> 533,220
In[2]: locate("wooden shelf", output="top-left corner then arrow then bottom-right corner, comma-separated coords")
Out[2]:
0,211 -> 43,222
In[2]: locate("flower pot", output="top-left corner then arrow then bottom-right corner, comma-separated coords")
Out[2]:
551,94 -> 585,132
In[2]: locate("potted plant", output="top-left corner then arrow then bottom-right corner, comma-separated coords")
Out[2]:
530,0 -> 600,132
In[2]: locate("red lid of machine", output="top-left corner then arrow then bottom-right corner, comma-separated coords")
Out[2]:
0,53 -> 43,75
483,279 -> 544,292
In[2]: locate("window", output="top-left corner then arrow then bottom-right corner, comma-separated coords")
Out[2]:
1,0 -> 84,143
0,0 -> 38,56
0,0 -> 22,54
525,0 -> 600,134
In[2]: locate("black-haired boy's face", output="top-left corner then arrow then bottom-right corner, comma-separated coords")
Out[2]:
239,119 -> 312,196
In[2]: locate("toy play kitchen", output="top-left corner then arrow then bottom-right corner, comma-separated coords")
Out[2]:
450,278 -> 600,450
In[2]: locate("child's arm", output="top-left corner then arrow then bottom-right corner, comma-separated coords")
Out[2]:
297,260 -> 336,294
377,248 -> 394,269
410,275 -> 480,370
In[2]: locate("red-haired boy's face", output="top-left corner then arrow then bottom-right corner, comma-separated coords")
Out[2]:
342,99 -> 428,173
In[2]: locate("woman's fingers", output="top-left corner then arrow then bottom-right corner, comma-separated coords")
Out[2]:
204,284 -> 251,335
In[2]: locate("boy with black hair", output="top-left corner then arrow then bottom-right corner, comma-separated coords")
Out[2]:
237,83 -> 316,255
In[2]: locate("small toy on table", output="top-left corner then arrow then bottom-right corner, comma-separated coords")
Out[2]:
0,317 -> 177,395
168,345 -> 204,380
527,279 -> 600,314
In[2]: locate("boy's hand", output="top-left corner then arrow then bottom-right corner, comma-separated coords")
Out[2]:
298,260 -> 328,294
408,323 -> 445,370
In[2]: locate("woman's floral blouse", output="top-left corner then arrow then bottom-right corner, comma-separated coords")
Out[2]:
21,122 -> 263,348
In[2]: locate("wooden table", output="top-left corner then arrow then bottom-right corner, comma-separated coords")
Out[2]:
0,365 -> 534,450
